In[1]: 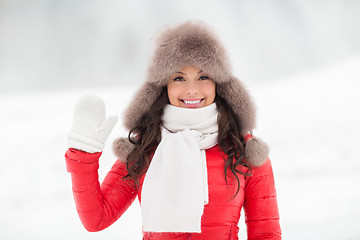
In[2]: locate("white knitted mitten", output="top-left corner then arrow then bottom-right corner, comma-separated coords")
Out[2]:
67,95 -> 118,153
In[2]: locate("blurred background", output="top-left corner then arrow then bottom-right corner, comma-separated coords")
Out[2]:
1,0 -> 360,239
1,0 -> 360,92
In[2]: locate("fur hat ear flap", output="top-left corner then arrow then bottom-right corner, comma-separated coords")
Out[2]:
216,77 -> 257,135
244,135 -> 269,167
113,137 -> 135,162
123,82 -> 164,131
217,77 -> 269,166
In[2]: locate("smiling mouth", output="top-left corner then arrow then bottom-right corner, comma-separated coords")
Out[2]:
181,98 -> 204,105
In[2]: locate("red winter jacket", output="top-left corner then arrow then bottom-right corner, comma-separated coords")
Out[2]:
65,145 -> 281,239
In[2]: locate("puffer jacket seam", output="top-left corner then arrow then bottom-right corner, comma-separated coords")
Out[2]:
246,217 -> 280,223
229,188 -> 237,240
246,194 -> 277,201
247,173 -> 273,180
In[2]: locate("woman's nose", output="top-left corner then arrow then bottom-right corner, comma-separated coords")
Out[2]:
185,86 -> 199,95
185,81 -> 199,95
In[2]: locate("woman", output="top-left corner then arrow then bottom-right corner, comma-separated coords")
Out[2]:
65,21 -> 281,239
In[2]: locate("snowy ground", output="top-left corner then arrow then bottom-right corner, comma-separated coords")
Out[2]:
0,56 -> 359,239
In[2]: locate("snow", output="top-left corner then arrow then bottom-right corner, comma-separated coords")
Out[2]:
0,55 -> 360,239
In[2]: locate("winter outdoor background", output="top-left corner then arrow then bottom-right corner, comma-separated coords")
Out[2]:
0,0 -> 359,239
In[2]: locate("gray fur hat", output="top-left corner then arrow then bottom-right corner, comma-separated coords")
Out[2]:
113,20 -> 268,167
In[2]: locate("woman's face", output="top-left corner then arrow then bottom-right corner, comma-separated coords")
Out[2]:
167,66 -> 216,109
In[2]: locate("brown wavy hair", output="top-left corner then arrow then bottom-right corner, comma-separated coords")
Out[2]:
124,86 -> 251,197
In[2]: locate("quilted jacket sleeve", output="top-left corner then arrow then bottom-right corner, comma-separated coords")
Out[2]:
65,148 -> 138,232
244,158 -> 281,239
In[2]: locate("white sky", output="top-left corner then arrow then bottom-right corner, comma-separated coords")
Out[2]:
1,0 -> 360,92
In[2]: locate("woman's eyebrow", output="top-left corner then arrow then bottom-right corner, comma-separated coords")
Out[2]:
175,70 -> 203,75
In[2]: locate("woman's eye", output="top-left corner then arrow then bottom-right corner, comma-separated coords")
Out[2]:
173,76 -> 185,82
199,75 -> 209,80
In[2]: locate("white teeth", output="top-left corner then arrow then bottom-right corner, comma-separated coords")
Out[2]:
184,100 -> 201,104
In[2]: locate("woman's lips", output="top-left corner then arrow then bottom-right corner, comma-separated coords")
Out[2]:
180,98 -> 204,107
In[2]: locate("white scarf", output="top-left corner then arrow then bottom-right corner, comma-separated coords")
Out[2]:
141,103 -> 218,233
